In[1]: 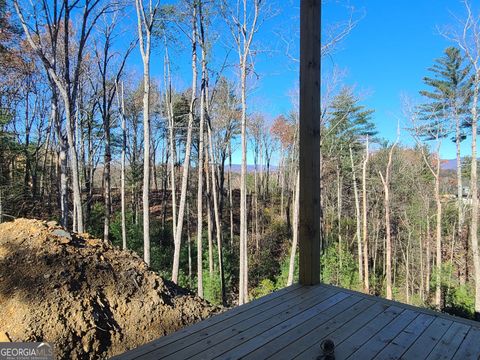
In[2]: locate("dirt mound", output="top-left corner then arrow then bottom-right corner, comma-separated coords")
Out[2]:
0,219 -> 218,359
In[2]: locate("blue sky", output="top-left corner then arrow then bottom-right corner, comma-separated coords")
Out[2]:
125,0 -> 477,163
325,0 -> 474,159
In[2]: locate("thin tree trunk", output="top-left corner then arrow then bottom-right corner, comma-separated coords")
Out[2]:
336,163 -> 342,267
208,141 -> 227,306
172,4 -> 197,283
362,136 -> 369,293
287,171 -> 300,286
379,147 -> 395,300
135,0 -> 155,266
206,155 -> 214,275
456,113 -> 464,234
187,201 -> 192,286
119,82 -> 127,250
470,71 -> 480,320
426,210 -> 431,298
434,157 -> 442,309
196,56 -> 206,297
229,142 -> 234,246
164,49 -> 177,241
350,146 -> 363,285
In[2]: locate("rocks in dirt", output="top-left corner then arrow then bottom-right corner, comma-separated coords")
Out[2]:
0,218 -> 218,359
51,229 -> 72,242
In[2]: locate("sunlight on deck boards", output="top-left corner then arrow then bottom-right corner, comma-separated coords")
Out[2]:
112,284 -> 480,360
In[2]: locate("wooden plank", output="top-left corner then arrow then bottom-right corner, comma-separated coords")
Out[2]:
373,313 -> 435,359
451,326 -> 480,360
299,0 -> 321,285
112,284 -> 302,360
142,285 -> 336,360
323,306 -> 405,359
222,294 -> 362,360
320,283 -> 480,328
347,309 -> 418,359
179,288 -> 346,360
244,298 -> 374,360
426,322 -> 471,360
292,304 -> 400,359
401,316 -> 453,359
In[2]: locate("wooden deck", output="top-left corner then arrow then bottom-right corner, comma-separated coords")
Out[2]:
113,284 -> 480,360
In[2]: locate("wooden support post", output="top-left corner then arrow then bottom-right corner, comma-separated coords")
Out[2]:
299,0 -> 321,285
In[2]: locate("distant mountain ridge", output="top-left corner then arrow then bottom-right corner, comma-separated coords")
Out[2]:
441,158 -> 479,171
442,159 -> 457,171
228,164 -> 279,173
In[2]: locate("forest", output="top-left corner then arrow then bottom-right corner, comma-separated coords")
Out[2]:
2,0 -> 480,324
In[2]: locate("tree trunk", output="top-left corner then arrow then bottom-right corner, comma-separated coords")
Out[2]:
164,49 -> 177,242
206,103 -> 227,306
379,147 -> 395,300
287,171 -> 300,286
470,71 -> 480,320
142,68 -> 150,265
229,142 -> 234,246
434,158 -> 442,310
426,207 -> 431,298
362,137 -> 369,293
239,54 -> 249,304
119,82 -> 127,250
206,156 -> 214,275
350,146 -> 363,285
172,4 -> 197,283
196,56 -> 206,297
65,103 -> 83,233
103,113 -> 111,242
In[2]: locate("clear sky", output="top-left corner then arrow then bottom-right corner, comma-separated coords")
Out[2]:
324,0 -> 475,159
125,0 -> 479,163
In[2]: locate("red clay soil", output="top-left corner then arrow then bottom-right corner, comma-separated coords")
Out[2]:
0,219 -> 218,359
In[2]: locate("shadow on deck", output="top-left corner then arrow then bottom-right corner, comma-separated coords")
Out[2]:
112,283 -> 480,359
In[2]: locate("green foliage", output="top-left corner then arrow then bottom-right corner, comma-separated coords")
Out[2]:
445,284 -> 475,319
321,242 -> 360,290
275,253 -> 298,289
110,211 -> 174,277
324,87 -> 376,155
203,270 -> 223,305
250,220 -> 290,286
250,279 -> 276,300
87,203 -> 105,239
418,46 -> 472,141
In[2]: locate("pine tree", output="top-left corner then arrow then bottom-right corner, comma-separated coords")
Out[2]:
419,46 -> 472,252
325,87 -> 376,288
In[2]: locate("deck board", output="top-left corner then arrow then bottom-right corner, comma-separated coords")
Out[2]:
242,297 -> 374,359
159,286 -> 337,360
113,284 -> 480,360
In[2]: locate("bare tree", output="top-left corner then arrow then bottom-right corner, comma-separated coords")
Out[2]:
117,81 -> 127,249
221,0 -> 264,304
379,128 -> 399,300
362,135 -> 369,293
14,0 -> 111,232
409,99 -> 446,310
444,0 -> 480,320
94,8 -> 134,242
196,0 -> 206,296
287,171 -> 299,286
350,145 -> 363,284
172,0 -> 197,284
135,0 -> 160,265
164,47 -> 177,242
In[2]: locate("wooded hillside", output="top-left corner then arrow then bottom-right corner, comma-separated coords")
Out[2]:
2,0 -> 480,323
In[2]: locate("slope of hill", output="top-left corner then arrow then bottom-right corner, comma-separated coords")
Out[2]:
0,219 -> 218,359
